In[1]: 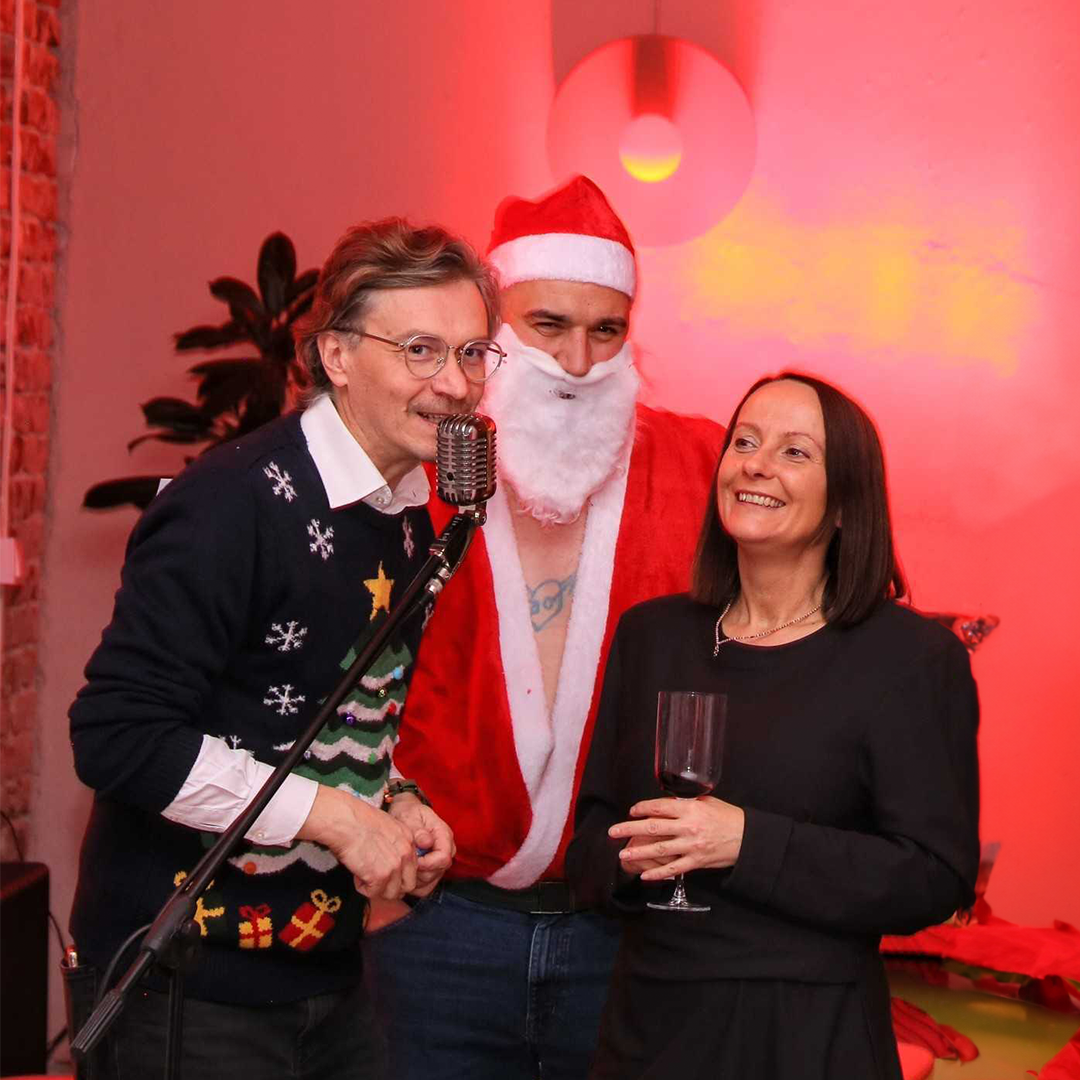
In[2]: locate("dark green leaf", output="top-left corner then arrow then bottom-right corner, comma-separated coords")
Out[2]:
186,357 -> 263,377
266,327 -> 298,365
236,366 -> 286,434
257,233 -> 297,317
174,321 -> 250,351
286,268 -> 319,302
141,397 -> 210,431
209,277 -> 264,318
200,380 -> 252,420
193,358 -> 269,419
283,290 -> 315,327
127,430 -> 207,451
209,279 -> 271,350
85,231 -> 309,513
83,476 -> 166,510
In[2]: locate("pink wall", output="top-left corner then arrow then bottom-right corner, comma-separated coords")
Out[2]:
36,0 -> 1079,1038
628,0 -> 1080,933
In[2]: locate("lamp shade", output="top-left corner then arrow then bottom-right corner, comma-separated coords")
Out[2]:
548,35 -> 756,247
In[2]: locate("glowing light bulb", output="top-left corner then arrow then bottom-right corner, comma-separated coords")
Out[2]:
619,114 -> 683,183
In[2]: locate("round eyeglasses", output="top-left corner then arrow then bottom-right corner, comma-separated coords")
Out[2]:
334,328 -> 506,383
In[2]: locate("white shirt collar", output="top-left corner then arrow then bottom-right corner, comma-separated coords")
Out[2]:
300,393 -> 429,513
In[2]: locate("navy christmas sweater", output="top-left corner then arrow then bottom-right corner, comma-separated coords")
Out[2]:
70,412 -> 435,1004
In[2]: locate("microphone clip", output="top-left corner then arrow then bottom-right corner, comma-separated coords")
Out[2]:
425,511 -> 482,599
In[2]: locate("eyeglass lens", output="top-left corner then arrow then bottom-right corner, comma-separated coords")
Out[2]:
402,335 -> 502,383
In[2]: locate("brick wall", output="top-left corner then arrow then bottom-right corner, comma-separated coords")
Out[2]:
1,0 -> 62,861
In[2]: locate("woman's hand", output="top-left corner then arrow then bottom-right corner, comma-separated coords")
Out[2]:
609,796 -> 745,881
620,833 -> 676,874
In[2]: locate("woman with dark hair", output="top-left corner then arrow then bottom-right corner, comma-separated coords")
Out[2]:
567,373 -> 980,1080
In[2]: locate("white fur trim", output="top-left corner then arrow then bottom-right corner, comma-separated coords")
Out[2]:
489,233 -> 636,297
485,445 -> 631,888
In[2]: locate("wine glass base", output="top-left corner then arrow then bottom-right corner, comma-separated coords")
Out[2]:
646,900 -> 712,913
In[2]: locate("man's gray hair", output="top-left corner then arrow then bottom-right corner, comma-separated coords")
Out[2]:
294,218 -> 500,394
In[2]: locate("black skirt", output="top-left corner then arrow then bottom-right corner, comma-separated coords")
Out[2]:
590,960 -> 902,1080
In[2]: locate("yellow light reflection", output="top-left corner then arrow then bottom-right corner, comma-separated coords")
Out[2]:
675,193 -> 1030,374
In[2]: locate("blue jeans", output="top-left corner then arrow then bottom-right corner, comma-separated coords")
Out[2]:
363,888 -> 622,1080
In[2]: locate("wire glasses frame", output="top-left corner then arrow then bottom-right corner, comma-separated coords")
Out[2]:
332,327 -> 505,384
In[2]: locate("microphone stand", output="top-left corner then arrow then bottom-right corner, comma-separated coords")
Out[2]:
71,506 -> 486,1079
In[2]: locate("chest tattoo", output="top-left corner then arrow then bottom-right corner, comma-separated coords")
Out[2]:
529,572 -> 577,633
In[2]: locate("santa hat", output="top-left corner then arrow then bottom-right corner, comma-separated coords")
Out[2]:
487,175 -> 636,298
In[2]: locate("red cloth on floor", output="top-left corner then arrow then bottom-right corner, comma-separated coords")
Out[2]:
895,1042 -> 935,1080
1039,1028 -> 1080,1080
882,919 -> 1080,981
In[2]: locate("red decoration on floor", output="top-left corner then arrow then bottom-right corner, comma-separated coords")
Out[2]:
892,997 -> 980,1062
895,1042 -> 935,1080
884,918 -> 1080,982
1038,1029 -> 1080,1079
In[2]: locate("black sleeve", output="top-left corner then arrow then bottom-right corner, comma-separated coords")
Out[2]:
725,631 -> 981,936
567,626 -> 648,913
69,465 -> 260,812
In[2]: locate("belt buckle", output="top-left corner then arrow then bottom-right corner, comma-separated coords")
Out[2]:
531,880 -> 570,915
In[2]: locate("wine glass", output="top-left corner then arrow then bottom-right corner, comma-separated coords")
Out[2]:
646,690 -> 727,913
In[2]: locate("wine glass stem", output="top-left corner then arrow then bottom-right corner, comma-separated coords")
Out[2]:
669,873 -> 690,907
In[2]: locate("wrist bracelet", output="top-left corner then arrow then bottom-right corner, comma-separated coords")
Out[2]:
382,778 -> 431,809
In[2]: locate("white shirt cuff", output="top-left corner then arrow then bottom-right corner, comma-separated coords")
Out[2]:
161,734 -> 319,846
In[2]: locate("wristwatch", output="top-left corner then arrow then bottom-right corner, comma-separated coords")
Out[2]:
382,778 -> 431,808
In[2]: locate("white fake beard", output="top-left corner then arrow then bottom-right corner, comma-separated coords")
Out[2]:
481,324 -> 641,525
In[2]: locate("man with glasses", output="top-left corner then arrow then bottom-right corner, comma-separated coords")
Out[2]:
68,219 -> 500,1079
366,178 -> 725,1079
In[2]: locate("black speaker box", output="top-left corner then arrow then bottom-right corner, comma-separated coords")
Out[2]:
0,861 -> 49,1076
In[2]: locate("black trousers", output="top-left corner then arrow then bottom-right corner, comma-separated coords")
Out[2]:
97,979 -> 384,1080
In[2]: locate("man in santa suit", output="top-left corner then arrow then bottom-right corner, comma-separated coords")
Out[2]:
365,176 -> 724,1079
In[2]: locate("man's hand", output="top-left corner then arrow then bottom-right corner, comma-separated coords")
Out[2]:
386,793 -> 456,897
296,786 -> 418,900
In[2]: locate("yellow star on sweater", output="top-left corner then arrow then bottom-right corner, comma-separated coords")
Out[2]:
364,562 -> 394,620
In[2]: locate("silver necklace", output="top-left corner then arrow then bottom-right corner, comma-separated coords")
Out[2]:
713,598 -> 823,656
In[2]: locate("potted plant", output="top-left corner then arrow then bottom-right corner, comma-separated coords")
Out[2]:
84,232 -> 317,510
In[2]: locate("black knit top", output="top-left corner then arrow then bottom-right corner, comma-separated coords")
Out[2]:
568,595 -> 980,984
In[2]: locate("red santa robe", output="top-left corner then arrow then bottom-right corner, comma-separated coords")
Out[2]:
395,405 -> 724,888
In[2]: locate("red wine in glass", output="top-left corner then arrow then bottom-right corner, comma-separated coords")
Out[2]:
657,770 -> 715,800
647,690 -> 728,913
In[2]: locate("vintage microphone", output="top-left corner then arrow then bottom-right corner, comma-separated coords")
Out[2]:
428,412 -> 497,568
435,413 -> 497,510
72,414 -> 496,1077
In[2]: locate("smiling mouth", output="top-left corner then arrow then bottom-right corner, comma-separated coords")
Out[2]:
737,492 -> 785,508
417,412 -> 453,426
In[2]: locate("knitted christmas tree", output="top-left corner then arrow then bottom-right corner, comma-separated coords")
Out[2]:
219,612 -> 413,877
294,633 -> 412,805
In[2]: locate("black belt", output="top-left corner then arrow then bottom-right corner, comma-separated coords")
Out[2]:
443,878 -> 577,914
